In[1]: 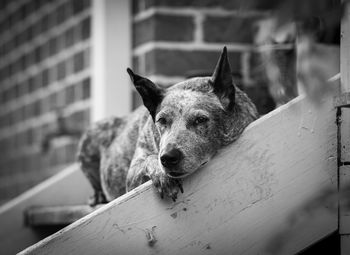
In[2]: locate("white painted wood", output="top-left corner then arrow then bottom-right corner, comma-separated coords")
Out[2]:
341,3 -> 350,93
340,165 -> 350,235
0,165 -> 93,255
19,94 -> 337,255
340,4 -> 350,252
341,235 -> 350,254
91,0 -> 132,122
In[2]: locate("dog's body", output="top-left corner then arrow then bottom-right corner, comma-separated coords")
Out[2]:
78,48 -> 258,203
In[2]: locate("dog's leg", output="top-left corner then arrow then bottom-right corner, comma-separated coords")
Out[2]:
78,133 -> 107,205
127,151 -> 183,202
99,150 -> 128,201
77,117 -> 124,205
80,161 -> 107,205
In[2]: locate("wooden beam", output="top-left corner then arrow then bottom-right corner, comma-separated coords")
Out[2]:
0,165 -> 93,255
25,205 -> 102,227
19,94 -> 337,255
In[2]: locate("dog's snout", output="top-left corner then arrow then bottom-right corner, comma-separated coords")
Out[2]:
160,148 -> 183,168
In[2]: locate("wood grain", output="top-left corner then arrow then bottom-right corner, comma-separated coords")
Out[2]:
20,94 -> 337,255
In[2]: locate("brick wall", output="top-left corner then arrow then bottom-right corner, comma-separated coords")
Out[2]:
0,0 -> 91,205
131,0 -> 280,113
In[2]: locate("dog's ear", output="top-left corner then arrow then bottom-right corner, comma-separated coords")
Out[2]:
211,47 -> 235,110
127,68 -> 164,120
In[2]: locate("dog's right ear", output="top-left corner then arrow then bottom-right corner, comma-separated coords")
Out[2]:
127,68 -> 164,121
211,47 -> 235,111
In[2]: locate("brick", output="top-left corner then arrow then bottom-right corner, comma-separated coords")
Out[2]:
73,0 -> 90,14
203,16 -> 258,44
41,14 -> 50,33
57,33 -> 66,53
33,100 -> 41,116
82,78 -> 90,99
133,14 -> 194,47
40,42 -> 49,62
48,10 -> 57,30
56,3 -> 68,25
49,92 -> 58,111
73,51 -> 84,73
65,85 -> 75,105
57,60 -> 66,81
49,65 -> 57,83
65,27 -> 75,48
41,68 -> 49,87
34,72 -> 43,90
34,0 -> 46,11
27,24 -> 34,42
132,0 -> 255,13
13,57 -> 21,74
81,17 -> 91,40
27,76 -> 35,93
34,45 -> 42,63
24,1 -> 35,18
66,55 -> 74,76
145,49 -> 241,76
32,20 -> 42,39
49,37 -> 58,56
40,97 -> 49,114
27,50 -> 36,67
84,47 -> 90,68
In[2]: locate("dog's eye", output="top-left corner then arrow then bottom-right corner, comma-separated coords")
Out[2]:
157,117 -> 167,125
194,116 -> 209,125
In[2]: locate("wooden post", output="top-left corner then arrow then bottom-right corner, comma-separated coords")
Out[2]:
339,3 -> 350,254
91,0 -> 132,122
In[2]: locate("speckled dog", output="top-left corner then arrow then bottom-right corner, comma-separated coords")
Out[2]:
78,47 -> 258,204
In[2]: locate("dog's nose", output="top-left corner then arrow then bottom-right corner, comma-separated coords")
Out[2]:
160,148 -> 182,168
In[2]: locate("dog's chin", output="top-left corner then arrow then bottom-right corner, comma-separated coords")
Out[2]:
166,171 -> 189,179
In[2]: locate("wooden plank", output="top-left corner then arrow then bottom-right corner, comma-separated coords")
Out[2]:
0,164 -> 93,255
340,2 -> 350,253
341,3 -> 350,93
340,165 -> 350,234
334,92 -> 350,108
339,109 -> 350,235
25,205 -> 102,227
20,94 -> 338,255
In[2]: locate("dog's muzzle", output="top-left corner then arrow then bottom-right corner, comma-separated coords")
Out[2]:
160,147 -> 183,169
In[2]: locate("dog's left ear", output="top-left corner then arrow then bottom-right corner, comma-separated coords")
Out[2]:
127,68 -> 164,121
211,47 -> 235,110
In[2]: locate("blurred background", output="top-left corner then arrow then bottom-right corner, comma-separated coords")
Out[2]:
0,0 -> 340,206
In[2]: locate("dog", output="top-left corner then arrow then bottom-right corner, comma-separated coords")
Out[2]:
77,47 -> 258,204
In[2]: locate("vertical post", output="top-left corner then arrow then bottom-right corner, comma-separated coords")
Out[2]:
340,3 -> 350,254
91,0 -> 132,122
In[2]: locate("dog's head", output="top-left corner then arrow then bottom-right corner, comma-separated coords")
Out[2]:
127,47 -> 257,178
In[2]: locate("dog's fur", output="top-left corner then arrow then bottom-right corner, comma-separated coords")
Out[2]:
78,47 -> 258,203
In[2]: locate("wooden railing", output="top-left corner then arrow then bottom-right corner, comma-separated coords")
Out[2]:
15,94 -> 337,255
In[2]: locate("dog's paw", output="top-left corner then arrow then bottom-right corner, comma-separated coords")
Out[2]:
150,172 -> 183,202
